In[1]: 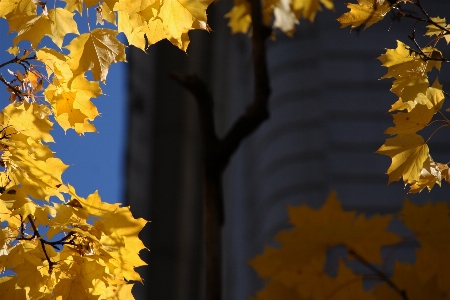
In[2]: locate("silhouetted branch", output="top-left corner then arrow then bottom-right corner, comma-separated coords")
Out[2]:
349,249 -> 409,300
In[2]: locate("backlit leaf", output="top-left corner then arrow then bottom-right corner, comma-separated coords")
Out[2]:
66,28 -> 127,82
376,133 -> 429,184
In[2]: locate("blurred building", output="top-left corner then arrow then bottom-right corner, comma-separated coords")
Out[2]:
125,1 -> 450,300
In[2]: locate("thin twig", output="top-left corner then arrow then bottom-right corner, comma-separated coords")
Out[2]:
349,249 -> 408,300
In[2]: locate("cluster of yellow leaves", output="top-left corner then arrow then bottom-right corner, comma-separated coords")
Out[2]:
0,185 -> 147,299
0,0 -> 201,297
0,0 -> 213,134
0,99 -> 147,298
226,0 -> 334,36
250,193 -> 450,300
337,2 -> 450,193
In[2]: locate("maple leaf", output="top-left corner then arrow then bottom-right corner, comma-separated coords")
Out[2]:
375,261 -> 446,300
38,48 -> 102,134
3,0 -> 36,34
0,0 -> 24,18
36,47 -> 72,79
0,276 -> 28,299
2,102 -> 54,143
386,83 -> 445,135
66,28 -> 127,82
376,133 -> 429,184
157,0 -> 200,50
117,11 -> 148,50
12,8 -> 79,49
425,17 -> 450,44
400,200 -> 450,291
378,41 -> 441,100
44,75 -> 101,134
337,0 -> 393,30
47,8 -> 80,48
225,0 -> 252,34
250,192 -> 400,299
408,155 -> 447,193
292,0 -> 334,22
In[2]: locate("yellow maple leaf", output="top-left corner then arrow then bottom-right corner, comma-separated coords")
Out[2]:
425,17 -> 450,44
0,276 -> 27,300
385,84 -> 445,135
400,200 -> 450,291
250,191 -> 400,295
158,0 -> 196,43
96,206 -> 148,282
14,259 -> 49,299
66,185 -> 120,220
117,11 -> 147,50
323,260 -> 378,300
36,47 -> 72,80
114,0 -> 158,49
38,49 -> 102,134
292,0 -> 334,22
2,102 -> 54,143
408,155 -> 445,193
99,2 -> 117,25
379,41 -> 436,78
63,0 -> 84,15
66,28 -> 127,83
378,41 -> 441,99
385,103 -> 434,135
389,77 -> 429,112
376,133 -> 429,184
225,0 -> 252,34
3,0 -> 36,34
337,0 -> 393,30
12,8 -> 78,49
144,18 -> 166,46
0,0 -> 24,18
47,8 -> 80,48
12,13 -> 50,49
375,261 -> 446,300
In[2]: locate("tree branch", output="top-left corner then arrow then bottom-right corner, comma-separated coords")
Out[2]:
348,249 -> 408,300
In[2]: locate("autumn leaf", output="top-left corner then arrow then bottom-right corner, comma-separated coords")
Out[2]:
375,261 -> 446,300
408,155 -> 447,193
66,28 -> 127,82
400,200 -> 450,291
292,0 -> 334,22
2,102 -> 54,143
425,17 -> 450,44
3,0 -> 37,34
251,192 -> 400,300
0,276 -> 28,300
225,0 -> 252,34
47,8 -> 80,48
378,41 -> 441,99
337,0 -> 393,30
376,133 -> 429,184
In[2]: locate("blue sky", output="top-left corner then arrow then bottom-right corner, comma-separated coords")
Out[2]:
0,13 -> 127,205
